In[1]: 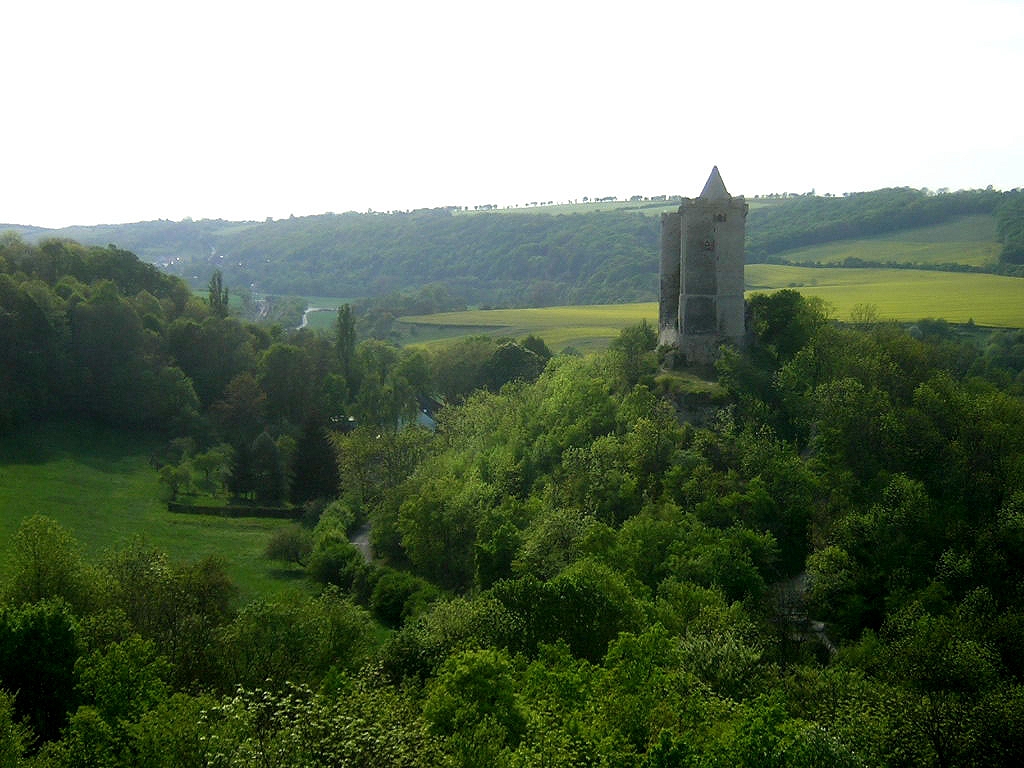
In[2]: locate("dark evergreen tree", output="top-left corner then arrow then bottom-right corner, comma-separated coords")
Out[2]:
250,431 -> 288,505
227,441 -> 255,500
290,414 -> 341,504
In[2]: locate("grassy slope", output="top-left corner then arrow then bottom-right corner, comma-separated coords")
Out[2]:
773,214 -> 1000,267
0,421 -> 304,604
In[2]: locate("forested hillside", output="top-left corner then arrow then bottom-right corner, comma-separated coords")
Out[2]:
5,187 -> 1021,310
745,186 -> 1008,261
4,237 -> 1024,765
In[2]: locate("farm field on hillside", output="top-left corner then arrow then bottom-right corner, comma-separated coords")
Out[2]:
773,214 -> 1000,267
402,267 -> 1024,348
401,303 -> 658,352
745,265 -> 1024,326
0,421 -> 303,603
454,197 -> 781,218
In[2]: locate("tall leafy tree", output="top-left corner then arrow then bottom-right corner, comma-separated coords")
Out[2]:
335,303 -> 357,383
250,431 -> 288,505
207,269 -> 229,318
4,515 -> 98,615
0,600 -> 80,743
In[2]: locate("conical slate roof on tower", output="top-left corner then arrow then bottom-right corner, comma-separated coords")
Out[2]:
658,167 -> 747,364
699,166 -> 730,199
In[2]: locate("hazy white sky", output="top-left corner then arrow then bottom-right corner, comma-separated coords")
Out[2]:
3,0 -> 1022,228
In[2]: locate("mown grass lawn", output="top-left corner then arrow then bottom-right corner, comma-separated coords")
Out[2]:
0,421 -> 306,604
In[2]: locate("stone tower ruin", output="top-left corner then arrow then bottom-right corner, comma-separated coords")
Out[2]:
658,166 -> 748,366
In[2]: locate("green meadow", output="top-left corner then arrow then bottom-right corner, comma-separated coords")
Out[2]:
402,266 -> 1024,350
0,421 -> 304,603
774,214 -> 1000,267
303,306 -> 342,331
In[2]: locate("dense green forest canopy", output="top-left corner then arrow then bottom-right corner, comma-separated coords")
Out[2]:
4,235 -> 1024,765
5,187 -> 1022,311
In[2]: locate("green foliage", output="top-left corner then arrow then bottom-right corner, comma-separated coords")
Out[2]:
5,224 -> 1024,762
489,560 -> 648,663
397,471 -> 492,590
4,515 -> 100,615
512,507 -> 603,580
207,270 -> 229,318
249,431 -> 289,505
746,289 -> 831,362
307,539 -> 369,594
0,239 -> 210,431
608,319 -> 658,387
199,680 -> 443,768
75,635 -> 171,727
306,503 -> 372,595
289,417 -> 340,504
47,705 -> 117,768
260,344 -> 315,427
127,692 -> 216,768
379,596 -> 521,684
0,600 -> 80,743
101,542 -> 236,689
429,336 -> 546,402
158,208 -> 660,306
214,589 -> 375,689
0,689 -> 31,768
995,190 -> 1024,265
423,648 -> 526,747
334,304 -> 357,379
332,425 -> 432,510
169,318 -> 262,408
597,625 -> 697,751
264,525 -> 313,566
717,693 -> 863,768
520,334 -> 553,360
369,568 -> 440,629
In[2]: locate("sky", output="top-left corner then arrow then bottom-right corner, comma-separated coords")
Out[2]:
2,0 -> 1023,228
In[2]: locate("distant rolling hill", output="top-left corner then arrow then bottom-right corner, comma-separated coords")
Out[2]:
3,187 -> 1019,310
766,214 -> 1000,268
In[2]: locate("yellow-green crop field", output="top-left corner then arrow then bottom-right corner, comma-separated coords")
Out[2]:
402,266 -> 1024,350
401,304 -> 658,353
746,265 -> 1024,326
